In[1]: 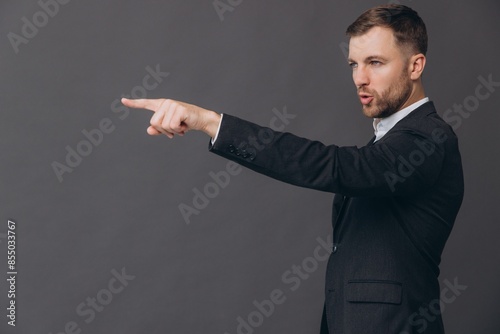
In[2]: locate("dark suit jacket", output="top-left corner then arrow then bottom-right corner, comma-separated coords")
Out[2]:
209,101 -> 464,334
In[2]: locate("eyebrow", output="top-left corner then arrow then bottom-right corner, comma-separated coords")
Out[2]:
348,55 -> 389,63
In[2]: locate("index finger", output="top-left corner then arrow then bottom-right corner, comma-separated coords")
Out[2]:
121,98 -> 164,113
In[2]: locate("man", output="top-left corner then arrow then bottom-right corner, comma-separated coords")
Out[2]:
122,5 -> 464,333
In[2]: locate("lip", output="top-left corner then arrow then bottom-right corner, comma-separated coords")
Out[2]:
359,94 -> 374,105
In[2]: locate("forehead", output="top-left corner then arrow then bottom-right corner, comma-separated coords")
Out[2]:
348,26 -> 399,60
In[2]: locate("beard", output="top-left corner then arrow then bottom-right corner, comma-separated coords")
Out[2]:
360,70 -> 413,119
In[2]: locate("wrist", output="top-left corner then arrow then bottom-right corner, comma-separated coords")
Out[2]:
203,111 -> 222,138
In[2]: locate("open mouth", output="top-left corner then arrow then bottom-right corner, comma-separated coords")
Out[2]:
359,94 -> 374,105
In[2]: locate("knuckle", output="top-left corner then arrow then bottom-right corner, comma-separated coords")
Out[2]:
161,121 -> 170,131
170,119 -> 180,131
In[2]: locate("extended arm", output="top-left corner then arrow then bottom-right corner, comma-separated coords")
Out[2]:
123,98 -> 449,197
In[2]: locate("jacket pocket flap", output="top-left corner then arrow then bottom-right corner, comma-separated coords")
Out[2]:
346,280 -> 402,305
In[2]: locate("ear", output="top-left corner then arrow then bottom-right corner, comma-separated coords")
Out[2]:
409,53 -> 426,80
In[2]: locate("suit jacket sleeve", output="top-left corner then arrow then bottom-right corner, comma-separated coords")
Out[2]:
208,110 -> 450,197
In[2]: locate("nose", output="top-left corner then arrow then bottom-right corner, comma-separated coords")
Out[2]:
353,66 -> 369,89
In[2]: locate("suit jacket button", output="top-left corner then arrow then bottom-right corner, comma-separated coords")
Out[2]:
228,145 -> 235,153
241,150 -> 248,158
332,245 -> 338,253
235,148 -> 241,156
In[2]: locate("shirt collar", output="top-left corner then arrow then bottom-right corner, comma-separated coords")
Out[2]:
373,97 -> 429,142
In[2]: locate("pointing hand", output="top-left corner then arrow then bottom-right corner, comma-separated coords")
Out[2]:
121,98 -> 221,139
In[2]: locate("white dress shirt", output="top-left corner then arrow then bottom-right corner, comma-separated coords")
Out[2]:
211,114 -> 224,144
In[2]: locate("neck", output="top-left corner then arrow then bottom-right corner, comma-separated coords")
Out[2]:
401,82 -> 426,111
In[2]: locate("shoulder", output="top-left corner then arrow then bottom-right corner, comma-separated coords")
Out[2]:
391,101 -> 458,143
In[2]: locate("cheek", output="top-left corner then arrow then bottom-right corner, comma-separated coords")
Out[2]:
371,67 -> 401,93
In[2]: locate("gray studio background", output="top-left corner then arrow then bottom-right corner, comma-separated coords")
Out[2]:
1,0 -> 499,333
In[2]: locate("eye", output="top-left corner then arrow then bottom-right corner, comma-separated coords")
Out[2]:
370,60 -> 382,66
348,62 -> 358,69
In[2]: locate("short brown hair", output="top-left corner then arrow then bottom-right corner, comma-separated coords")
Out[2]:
346,5 -> 428,56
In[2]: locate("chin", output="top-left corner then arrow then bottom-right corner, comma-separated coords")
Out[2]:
362,106 -> 379,118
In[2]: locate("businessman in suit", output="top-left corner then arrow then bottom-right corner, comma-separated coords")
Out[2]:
122,5 -> 464,333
